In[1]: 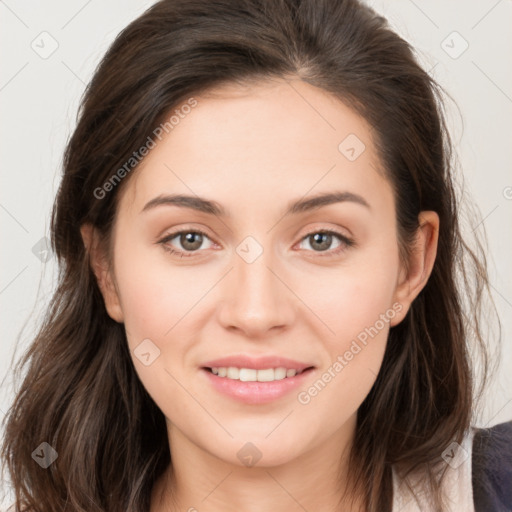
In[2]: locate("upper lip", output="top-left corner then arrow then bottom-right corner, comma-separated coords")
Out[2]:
201,355 -> 315,372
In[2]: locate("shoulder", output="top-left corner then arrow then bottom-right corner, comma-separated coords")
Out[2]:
472,419 -> 512,512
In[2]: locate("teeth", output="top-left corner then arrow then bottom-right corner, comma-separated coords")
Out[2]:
210,366 -> 300,382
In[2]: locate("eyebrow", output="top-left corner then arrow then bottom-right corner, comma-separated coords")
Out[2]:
141,191 -> 370,217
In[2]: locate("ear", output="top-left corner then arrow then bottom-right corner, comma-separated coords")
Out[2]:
80,223 -> 124,323
390,211 -> 439,327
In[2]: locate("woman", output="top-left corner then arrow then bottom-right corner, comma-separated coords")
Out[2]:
2,0 -> 511,511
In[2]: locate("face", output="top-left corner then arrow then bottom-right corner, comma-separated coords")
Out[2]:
84,78 -> 438,468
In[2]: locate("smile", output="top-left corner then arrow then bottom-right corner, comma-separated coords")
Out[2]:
201,366 -> 316,405
207,366 -> 310,381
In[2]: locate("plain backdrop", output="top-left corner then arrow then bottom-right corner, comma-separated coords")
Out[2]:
1,0 -> 511,504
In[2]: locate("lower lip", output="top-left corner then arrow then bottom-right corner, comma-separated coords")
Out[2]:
201,367 -> 315,405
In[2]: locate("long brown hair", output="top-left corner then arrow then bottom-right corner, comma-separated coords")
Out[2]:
1,0 -> 498,510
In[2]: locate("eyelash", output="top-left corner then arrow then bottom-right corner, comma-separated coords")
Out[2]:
158,227 -> 355,259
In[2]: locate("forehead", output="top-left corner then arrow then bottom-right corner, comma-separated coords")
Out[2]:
117,78 -> 392,218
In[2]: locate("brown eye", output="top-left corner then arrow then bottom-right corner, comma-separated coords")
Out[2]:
308,232 -> 334,252
159,229 -> 214,257
179,232 -> 204,251
298,230 -> 354,257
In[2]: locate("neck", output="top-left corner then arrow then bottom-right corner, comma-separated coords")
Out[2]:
151,414 -> 364,512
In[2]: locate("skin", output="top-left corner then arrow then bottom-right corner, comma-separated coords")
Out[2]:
81,78 -> 439,512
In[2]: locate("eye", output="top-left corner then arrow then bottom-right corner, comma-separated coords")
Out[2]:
158,228 -> 214,257
297,229 -> 354,257
158,227 -> 355,259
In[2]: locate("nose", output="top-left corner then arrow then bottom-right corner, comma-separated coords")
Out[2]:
216,246 -> 296,338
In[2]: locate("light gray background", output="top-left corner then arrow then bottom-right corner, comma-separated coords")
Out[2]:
1,0 -> 511,504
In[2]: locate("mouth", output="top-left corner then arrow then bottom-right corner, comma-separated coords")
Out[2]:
200,365 -> 317,405
201,365 -> 315,382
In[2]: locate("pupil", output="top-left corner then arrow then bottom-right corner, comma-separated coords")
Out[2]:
312,233 -> 331,251
182,232 -> 202,250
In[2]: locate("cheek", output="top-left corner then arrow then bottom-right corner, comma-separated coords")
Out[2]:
309,237 -> 400,381
112,241 -> 204,355
318,279 -> 394,390
112,245 -> 209,408
307,241 -> 399,340
326,269 -> 398,342
297,277 -> 397,418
